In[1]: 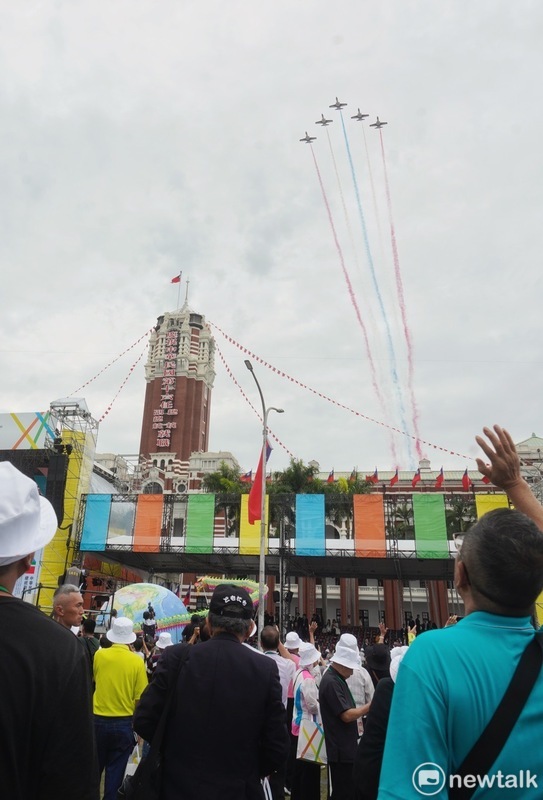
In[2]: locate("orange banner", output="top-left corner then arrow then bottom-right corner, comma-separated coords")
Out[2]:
133,495 -> 164,552
353,494 -> 386,557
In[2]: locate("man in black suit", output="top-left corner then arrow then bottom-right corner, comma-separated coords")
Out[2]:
134,583 -> 289,800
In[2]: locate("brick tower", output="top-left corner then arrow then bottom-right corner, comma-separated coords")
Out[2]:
138,304 -> 215,471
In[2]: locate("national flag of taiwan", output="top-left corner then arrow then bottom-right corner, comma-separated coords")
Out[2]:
248,440 -> 272,524
435,467 -> 444,489
240,470 -> 252,484
171,271 -> 182,284
481,475 -> 491,484
412,469 -> 421,488
327,469 -> 335,484
349,469 -> 357,484
389,469 -> 399,487
462,469 -> 472,491
182,584 -> 191,609
366,469 -> 379,484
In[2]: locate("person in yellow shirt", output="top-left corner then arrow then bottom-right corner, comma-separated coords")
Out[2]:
93,616 -> 148,800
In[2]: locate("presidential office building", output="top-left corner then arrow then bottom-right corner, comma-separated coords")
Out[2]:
83,303 -> 543,632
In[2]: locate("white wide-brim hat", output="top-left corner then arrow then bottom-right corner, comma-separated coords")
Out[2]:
330,641 -> 361,670
390,649 -> 409,683
107,617 -> 136,645
299,642 -> 320,667
285,631 -> 302,650
155,632 -> 174,649
0,463 -> 59,566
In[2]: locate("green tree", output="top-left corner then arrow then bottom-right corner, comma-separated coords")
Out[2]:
446,497 -> 476,536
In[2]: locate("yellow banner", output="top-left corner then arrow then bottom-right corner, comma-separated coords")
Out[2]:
535,590 -> 543,627
239,494 -> 269,555
475,494 -> 509,519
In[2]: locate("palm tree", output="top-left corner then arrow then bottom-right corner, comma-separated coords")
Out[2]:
446,497 -> 476,537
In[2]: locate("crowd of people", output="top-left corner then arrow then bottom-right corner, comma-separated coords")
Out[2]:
3,424 -> 543,799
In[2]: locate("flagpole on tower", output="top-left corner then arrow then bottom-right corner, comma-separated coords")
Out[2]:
244,360 -> 284,644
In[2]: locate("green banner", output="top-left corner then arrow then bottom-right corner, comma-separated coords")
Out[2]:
185,494 -> 215,553
413,495 -> 449,558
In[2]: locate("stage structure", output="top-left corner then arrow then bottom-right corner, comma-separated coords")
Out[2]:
75,489 -> 510,626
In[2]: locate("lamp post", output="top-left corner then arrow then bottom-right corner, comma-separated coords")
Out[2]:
245,360 -> 284,640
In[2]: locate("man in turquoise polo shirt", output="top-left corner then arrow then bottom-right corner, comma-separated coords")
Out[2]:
378,425 -> 543,799
93,616 -> 148,800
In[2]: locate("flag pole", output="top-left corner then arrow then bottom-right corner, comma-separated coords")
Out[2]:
244,360 -> 284,645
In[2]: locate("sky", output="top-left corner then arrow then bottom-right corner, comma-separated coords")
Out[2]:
1,1 -> 543,475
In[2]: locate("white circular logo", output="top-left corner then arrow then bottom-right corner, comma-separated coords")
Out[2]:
412,763 -> 446,796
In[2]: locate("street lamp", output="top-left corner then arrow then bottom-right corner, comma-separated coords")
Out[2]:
245,360 -> 284,641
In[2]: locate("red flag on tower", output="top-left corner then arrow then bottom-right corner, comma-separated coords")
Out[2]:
171,272 -> 182,284
435,468 -> 444,489
389,469 -> 399,487
248,440 -> 272,524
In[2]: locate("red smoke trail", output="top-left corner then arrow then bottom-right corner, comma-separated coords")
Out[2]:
379,130 -> 422,459
310,146 -> 396,463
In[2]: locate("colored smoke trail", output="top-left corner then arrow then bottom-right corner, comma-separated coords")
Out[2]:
360,123 -> 387,272
326,128 -> 394,461
379,129 -> 422,459
338,112 -> 413,464
310,145 -> 391,445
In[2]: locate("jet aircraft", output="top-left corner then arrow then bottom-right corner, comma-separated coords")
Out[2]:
299,132 -> 317,143
315,114 -> 333,126
329,97 -> 347,110
370,117 -> 388,129
351,108 -> 369,121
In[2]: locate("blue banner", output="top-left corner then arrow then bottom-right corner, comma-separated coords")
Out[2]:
296,495 -> 325,556
80,495 -> 111,550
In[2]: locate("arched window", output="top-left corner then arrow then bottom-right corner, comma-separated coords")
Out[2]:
143,482 -> 163,495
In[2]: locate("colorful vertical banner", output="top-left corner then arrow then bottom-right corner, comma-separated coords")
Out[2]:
475,494 -> 509,518
133,495 -> 164,552
353,494 -> 386,557
295,495 -> 325,556
107,499 -> 136,546
413,494 -> 449,558
80,495 -> 112,550
239,494 -> 269,555
186,495 -> 215,553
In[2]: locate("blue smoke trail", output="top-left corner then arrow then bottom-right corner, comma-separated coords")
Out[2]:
339,111 -> 414,465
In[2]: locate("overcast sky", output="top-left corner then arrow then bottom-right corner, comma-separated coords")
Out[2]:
2,1 -> 542,475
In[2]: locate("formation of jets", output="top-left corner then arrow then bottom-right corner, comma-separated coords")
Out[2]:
299,102 -> 388,141
351,108 -> 369,122
315,113 -> 333,127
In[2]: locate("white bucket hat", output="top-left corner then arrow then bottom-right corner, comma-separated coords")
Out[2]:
330,633 -> 361,670
155,632 -> 174,649
390,647 -> 409,683
107,617 -> 136,645
285,631 -> 302,650
0,463 -> 58,566
299,642 -> 320,667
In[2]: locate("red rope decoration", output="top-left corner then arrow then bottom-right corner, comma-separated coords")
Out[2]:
209,321 -> 471,461
215,344 -> 294,458
98,346 -> 147,424
68,328 -> 153,397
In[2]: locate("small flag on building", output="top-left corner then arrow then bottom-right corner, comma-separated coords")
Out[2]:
366,469 -> 379,484
462,469 -> 472,491
435,467 -> 444,489
389,469 -> 399,487
412,469 -> 421,488
481,475 -> 491,484
349,469 -> 357,484
327,469 -> 335,484
240,470 -> 252,483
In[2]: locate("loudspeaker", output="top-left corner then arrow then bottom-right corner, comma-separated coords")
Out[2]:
46,453 -> 68,526
273,591 -> 280,603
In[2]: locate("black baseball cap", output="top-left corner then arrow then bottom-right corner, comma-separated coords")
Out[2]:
209,584 -> 254,620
